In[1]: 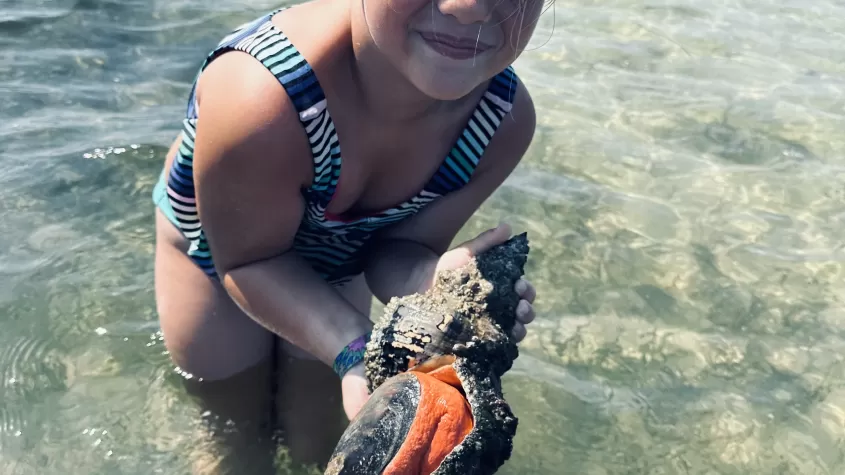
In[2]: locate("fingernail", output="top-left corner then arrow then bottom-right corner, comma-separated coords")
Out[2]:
515,279 -> 527,294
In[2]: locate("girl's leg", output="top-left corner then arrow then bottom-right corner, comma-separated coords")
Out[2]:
155,208 -> 376,472
155,209 -> 277,474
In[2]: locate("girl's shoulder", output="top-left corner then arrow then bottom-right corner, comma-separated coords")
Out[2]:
191,49 -> 316,189
192,6 -> 339,111
187,6 -> 347,180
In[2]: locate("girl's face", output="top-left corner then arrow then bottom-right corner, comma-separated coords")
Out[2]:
362,0 -> 544,100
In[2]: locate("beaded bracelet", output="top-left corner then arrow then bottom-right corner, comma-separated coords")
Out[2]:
333,332 -> 371,378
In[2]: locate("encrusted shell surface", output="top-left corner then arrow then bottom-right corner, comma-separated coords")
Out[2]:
364,233 -> 529,392
432,357 -> 518,475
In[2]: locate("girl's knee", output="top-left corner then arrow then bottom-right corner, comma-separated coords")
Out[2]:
160,321 -> 274,381
155,230 -> 275,381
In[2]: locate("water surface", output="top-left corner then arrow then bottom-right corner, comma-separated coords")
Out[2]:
2,0 -> 845,473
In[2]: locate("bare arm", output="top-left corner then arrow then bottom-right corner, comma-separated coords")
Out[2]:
192,52 -> 372,367
364,84 -> 537,302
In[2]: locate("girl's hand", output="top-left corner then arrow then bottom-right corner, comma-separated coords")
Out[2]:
435,223 -> 536,342
341,363 -> 370,420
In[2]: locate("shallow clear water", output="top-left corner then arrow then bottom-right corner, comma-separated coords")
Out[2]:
2,0 -> 844,473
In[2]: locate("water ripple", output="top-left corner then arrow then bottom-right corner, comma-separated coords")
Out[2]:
0,335 -> 67,445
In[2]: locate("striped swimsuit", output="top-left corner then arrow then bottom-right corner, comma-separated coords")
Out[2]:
152,9 -> 520,286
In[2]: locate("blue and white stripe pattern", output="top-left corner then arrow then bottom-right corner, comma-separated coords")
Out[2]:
161,9 -> 519,286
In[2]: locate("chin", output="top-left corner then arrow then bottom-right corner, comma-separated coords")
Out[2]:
399,33 -> 505,101
413,78 -> 480,101
405,64 -> 495,101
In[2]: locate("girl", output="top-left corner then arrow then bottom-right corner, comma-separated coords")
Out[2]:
152,0 -> 541,467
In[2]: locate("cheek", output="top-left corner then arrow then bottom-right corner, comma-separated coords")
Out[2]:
383,0 -> 432,15
370,0 -> 433,30
365,0 -> 428,45
498,0 -> 544,50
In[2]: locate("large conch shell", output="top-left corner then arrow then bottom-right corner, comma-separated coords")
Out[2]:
325,233 -> 530,475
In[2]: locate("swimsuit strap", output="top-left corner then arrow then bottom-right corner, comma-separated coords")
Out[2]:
424,66 -> 519,196
186,9 -> 341,204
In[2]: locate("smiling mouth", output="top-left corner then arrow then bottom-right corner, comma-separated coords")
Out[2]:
418,31 -> 494,60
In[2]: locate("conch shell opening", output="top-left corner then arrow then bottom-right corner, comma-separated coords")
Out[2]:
382,363 -> 474,475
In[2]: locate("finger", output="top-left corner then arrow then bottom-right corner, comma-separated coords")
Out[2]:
516,299 -> 535,324
456,222 -> 512,257
511,322 -> 527,342
514,278 -> 537,304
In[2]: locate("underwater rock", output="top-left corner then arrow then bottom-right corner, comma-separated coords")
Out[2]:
326,233 -> 530,475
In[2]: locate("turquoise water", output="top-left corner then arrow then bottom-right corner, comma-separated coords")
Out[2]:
2,0 -> 845,473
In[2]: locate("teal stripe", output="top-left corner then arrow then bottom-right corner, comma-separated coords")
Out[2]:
244,28 -> 278,55
450,146 -> 474,173
462,130 -> 484,158
177,146 -> 193,161
473,109 -> 496,137
181,131 -> 195,149
469,119 -> 492,150
175,157 -> 192,169
456,141 -> 477,166
264,46 -> 300,72
255,39 -> 291,61
183,119 -> 197,136
190,249 -> 212,258
269,54 -> 305,75
314,151 -> 333,175
445,154 -> 470,182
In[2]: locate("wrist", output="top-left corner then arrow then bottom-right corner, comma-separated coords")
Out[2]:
342,360 -> 366,379
333,331 -> 371,379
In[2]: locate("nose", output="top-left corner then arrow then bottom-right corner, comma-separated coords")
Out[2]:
436,0 -> 493,24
